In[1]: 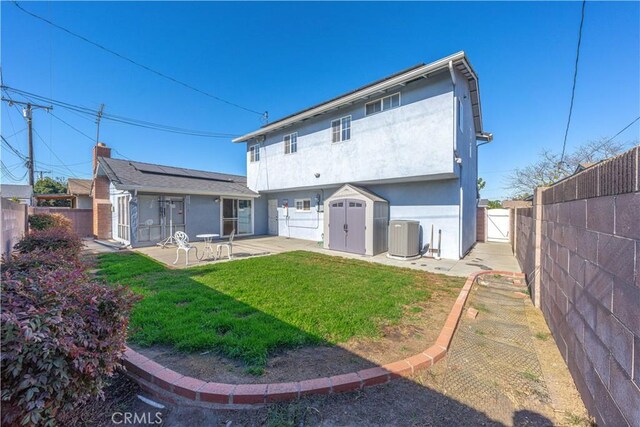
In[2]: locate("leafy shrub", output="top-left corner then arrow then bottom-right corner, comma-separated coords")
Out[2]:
1,267 -> 140,426
28,213 -> 72,232
1,248 -> 84,275
14,228 -> 83,256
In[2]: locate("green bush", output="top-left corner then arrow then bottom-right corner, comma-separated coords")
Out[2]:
14,228 -> 83,256
28,214 -> 72,232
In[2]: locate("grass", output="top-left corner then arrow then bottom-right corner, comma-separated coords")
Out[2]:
97,250 -> 463,372
521,371 -> 540,382
534,331 -> 551,341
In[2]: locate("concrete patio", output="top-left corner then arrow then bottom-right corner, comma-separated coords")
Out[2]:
134,235 -> 520,277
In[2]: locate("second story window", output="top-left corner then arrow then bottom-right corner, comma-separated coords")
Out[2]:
284,132 -> 297,154
331,116 -> 351,143
249,144 -> 260,162
365,93 -> 400,116
458,99 -> 464,133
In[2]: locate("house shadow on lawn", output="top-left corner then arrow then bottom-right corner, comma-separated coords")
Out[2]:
95,251 -> 556,426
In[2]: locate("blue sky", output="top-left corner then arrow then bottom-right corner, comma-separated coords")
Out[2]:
2,1 -> 638,200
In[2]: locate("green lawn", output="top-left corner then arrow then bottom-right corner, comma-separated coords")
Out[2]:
97,250 -> 463,373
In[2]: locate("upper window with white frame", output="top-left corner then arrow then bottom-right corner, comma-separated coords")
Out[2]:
457,99 -> 464,133
295,199 -> 311,212
249,144 -> 260,162
365,93 -> 400,116
331,116 -> 351,143
284,132 -> 298,154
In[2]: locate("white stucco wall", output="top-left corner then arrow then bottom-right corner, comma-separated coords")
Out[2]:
261,189 -> 331,242
266,179 -> 462,259
75,195 -> 93,209
453,68 -> 479,256
246,72 -> 456,192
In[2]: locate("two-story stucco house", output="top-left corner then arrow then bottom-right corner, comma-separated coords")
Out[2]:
234,51 -> 491,260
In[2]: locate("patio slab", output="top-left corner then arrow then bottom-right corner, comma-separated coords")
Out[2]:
135,236 -> 520,277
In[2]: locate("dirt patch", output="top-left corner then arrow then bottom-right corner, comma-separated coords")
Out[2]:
131,284 -> 461,383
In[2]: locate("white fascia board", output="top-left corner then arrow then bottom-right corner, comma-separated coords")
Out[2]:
233,51 -> 469,143
112,184 -> 260,198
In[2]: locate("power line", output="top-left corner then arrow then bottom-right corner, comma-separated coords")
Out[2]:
3,86 -> 240,138
605,116 -> 640,144
559,0 -> 587,167
12,1 -> 267,119
1,135 -> 28,161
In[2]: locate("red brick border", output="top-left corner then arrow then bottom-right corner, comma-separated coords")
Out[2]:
122,270 -> 525,407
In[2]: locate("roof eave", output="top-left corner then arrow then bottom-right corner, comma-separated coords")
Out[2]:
233,51 -> 473,143
112,183 -> 260,198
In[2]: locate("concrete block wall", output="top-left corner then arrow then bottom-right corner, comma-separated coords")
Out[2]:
1,198 -> 27,256
476,207 -> 487,242
538,193 -> 639,426
513,146 -> 640,426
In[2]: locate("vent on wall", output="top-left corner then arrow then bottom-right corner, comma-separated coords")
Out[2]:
388,220 -> 420,259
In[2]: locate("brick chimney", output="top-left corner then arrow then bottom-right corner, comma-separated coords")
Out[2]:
93,142 -> 111,173
92,142 -> 112,240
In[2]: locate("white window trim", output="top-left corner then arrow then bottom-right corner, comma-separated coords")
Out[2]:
284,132 -> 298,155
458,98 -> 464,133
249,144 -> 260,162
331,115 -> 352,143
294,198 -> 312,212
364,92 -> 401,116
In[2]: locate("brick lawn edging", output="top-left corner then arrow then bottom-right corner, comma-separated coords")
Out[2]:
122,270 -> 525,407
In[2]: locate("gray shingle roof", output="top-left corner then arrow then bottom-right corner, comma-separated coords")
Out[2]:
67,178 -> 92,196
98,157 -> 257,197
0,184 -> 33,199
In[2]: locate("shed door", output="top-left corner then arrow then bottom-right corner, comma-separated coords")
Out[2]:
329,199 -> 366,255
329,201 -> 346,252
487,208 -> 510,242
345,200 -> 366,254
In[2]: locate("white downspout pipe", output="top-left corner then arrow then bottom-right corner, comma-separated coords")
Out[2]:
449,61 -> 464,259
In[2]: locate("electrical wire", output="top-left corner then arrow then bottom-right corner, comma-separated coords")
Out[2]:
559,0 -> 587,167
1,135 -> 28,161
3,86 -> 240,138
605,116 -> 640,144
13,1 -> 267,119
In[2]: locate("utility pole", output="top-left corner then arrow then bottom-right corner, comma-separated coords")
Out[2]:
1,98 -> 52,187
96,103 -> 105,143
35,170 -> 51,181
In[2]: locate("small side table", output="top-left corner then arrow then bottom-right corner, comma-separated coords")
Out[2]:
196,233 -> 220,260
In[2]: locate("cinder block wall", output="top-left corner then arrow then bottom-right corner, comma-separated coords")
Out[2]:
476,207 -> 487,242
514,146 -> 639,426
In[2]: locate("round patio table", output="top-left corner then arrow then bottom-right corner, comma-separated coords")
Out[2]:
196,233 -> 220,260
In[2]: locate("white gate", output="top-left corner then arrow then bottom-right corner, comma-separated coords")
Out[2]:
487,208 -> 510,242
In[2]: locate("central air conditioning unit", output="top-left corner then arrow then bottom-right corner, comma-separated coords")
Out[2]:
387,220 -> 421,260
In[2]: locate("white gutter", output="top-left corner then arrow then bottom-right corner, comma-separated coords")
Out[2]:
233,51 -> 469,143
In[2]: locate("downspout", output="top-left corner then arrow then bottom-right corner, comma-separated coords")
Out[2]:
449,61 -> 463,259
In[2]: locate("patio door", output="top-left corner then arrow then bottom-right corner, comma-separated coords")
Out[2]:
221,198 -> 253,237
116,195 -> 130,242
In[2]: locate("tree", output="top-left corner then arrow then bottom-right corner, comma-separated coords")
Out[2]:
506,137 -> 633,199
477,177 -> 486,197
34,177 -> 70,207
487,200 -> 503,209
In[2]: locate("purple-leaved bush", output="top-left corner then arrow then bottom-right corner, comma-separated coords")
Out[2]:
1,229 -> 139,426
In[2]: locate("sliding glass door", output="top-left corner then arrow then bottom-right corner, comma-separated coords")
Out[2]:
221,198 -> 252,236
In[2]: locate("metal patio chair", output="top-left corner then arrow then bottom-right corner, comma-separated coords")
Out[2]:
173,231 -> 198,265
216,229 -> 235,260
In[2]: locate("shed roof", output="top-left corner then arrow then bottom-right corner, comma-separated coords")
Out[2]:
234,51 -> 487,143
327,184 -> 388,203
98,157 -> 258,198
67,178 -> 92,196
